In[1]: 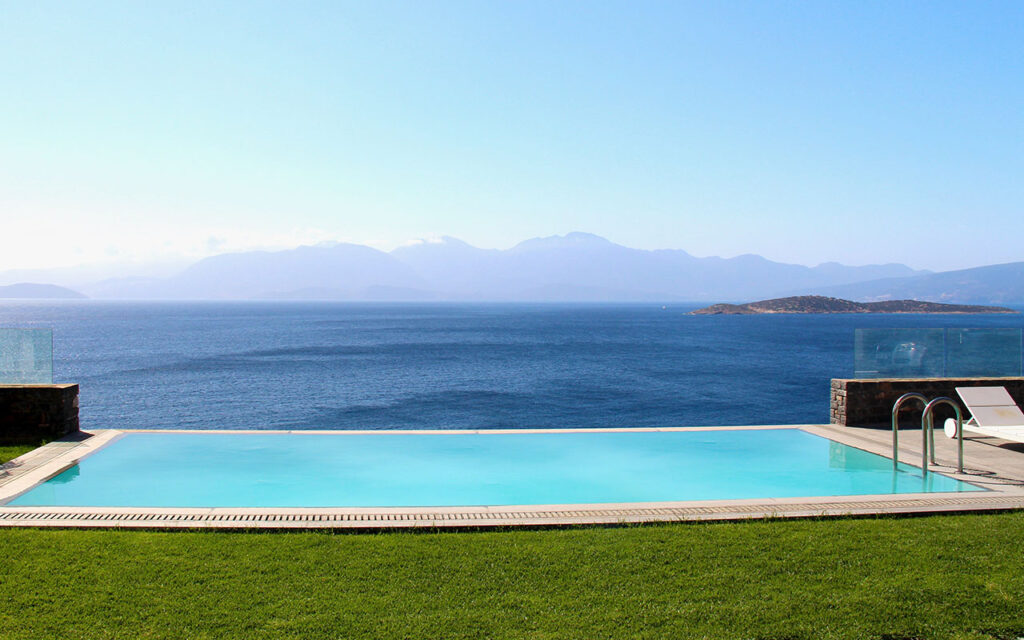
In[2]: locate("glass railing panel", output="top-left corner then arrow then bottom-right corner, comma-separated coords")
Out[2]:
854,328 -> 946,378
945,328 -> 1022,377
0,328 -> 54,384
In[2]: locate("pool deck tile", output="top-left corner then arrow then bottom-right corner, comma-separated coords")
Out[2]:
1,425 -> 1022,529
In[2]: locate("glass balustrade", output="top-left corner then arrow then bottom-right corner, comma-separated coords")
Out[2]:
854,328 -> 1022,378
0,328 -> 54,384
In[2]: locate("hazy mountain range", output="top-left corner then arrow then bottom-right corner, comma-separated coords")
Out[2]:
810,262 -> 1024,305
0,283 -> 86,299
1,232 -> 1021,304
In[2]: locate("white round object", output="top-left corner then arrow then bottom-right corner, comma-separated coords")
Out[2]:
944,417 -> 959,439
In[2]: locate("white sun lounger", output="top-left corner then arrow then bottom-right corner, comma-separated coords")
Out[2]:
944,386 -> 1024,444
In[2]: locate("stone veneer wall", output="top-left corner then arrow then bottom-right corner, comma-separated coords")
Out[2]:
0,384 -> 79,444
831,377 -> 1024,428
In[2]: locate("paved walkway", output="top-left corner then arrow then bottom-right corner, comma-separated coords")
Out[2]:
1,426 -> 1022,529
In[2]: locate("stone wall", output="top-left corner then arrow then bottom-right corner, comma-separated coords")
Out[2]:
831,377 -> 1024,428
0,384 -> 79,444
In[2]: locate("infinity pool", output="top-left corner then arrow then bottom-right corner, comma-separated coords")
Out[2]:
6,429 -> 979,507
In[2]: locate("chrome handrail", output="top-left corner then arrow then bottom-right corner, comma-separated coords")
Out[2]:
891,392 -> 928,471
922,397 -> 964,474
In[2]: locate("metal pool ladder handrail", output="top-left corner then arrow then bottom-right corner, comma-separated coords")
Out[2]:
922,397 -> 964,474
891,392 -> 929,472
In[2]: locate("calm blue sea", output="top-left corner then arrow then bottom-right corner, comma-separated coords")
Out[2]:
1,301 -> 1022,430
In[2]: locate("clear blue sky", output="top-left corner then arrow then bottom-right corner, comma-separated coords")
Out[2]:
1,1 -> 1021,271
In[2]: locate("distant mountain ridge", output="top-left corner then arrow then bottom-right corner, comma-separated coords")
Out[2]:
4,232 -> 1021,303
0,283 -> 87,299
690,295 -> 1017,315
153,243 -> 427,300
810,262 -> 1024,305
385,232 -> 925,302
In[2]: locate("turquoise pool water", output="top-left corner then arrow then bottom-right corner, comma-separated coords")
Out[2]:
6,429 -> 979,507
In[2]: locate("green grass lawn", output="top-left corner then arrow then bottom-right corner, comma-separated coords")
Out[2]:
0,445 -> 37,464
1,512 -> 1023,639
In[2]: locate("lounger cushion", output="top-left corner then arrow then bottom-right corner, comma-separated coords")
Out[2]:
969,406 -> 1024,428
956,386 -> 1017,407
955,386 -> 1024,428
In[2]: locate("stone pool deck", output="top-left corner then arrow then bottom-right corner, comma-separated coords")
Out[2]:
1,426 -> 1022,529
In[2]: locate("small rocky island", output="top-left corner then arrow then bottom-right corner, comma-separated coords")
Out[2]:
689,295 -> 1017,315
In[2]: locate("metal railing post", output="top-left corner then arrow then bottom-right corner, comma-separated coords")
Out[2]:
891,393 -> 928,471
922,397 -> 964,474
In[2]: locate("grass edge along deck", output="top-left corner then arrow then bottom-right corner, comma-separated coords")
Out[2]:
1,425 -> 1022,529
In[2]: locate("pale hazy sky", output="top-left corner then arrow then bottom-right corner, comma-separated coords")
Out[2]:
1,1 -> 1021,272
